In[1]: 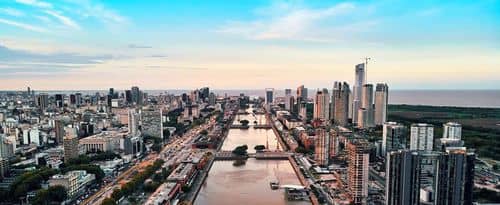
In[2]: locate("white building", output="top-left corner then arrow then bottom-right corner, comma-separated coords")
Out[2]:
443,122 -> 462,140
48,170 -> 95,197
410,123 -> 434,151
352,63 -> 366,123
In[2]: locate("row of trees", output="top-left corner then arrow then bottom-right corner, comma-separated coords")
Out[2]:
102,159 -> 165,205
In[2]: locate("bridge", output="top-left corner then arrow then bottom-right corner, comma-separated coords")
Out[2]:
214,151 -> 291,160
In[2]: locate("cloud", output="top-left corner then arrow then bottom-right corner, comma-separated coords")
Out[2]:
0,8 -> 25,17
14,0 -> 52,9
0,18 -> 48,33
128,44 -> 152,49
217,2 -> 356,41
63,0 -> 128,25
44,10 -> 81,30
0,44 -> 112,76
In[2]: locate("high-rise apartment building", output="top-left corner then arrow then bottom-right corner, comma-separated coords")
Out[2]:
385,148 -> 475,205
357,84 -> 374,129
347,138 -> 370,205
331,81 -> 350,126
265,88 -> 274,104
314,128 -> 329,166
128,109 -> 139,136
410,123 -> 434,151
382,122 -> 407,156
54,119 -> 65,145
375,83 -> 389,125
443,122 -> 462,140
314,89 -> 330,120
36,93 -> 49,110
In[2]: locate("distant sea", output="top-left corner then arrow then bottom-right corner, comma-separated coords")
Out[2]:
26,89 -> 500,108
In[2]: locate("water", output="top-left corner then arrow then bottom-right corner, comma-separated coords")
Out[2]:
28,89 -> 500,108
195,107 -> 310,205
222,111 -> 281,152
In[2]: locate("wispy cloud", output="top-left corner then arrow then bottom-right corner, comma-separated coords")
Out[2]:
44,10 -> 80,30
128,44 -> 152,49
0,18 -> 48,33
0,8 -> 25,17
63,0 -> 128,25
217,2 -> 357,42
14,0 -> 52,9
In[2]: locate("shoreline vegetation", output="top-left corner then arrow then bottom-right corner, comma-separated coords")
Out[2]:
388,104 -> 500,161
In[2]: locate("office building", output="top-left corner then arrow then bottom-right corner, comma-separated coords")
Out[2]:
347,138 -> 370,205
131,86 -> 142,105
36,93 -> 49,110
314,89 -> 330,120
141,108 -> 163,139
63,129 -> 80,163
129,109 -> 139,136
382,122 -> 407,156
352,63 -> 366,123
331,81 -> 350,126
443,122 -> 462,140
410,123 -> 434,151
49,170 -> 95,197
314,128 -> 329,166
375,83 -> 389,125
55,94 -> 64,108
297,85 -> 308,103
265,88 -> 274,104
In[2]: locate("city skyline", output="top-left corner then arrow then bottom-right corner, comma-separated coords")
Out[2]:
1,0 -> 499,90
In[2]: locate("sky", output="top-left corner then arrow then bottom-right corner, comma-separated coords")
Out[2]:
0,0 -> 499,90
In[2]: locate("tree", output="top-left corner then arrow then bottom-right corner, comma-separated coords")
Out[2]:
295,146 -> 308,154
254,145 -> 266,151
163,129 -> 171,140
101,198 -> 117,205
232,145 -> 248,156
200,129 -> 208,135
32,186 -> 68,205
240,120 -> 249,126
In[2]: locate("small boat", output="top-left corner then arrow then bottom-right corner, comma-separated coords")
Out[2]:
270,181 -> 280,190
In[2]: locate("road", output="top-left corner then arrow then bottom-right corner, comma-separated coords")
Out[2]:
83,117 -> 216,205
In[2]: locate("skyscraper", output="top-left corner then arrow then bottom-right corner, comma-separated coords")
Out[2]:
55,94 -> 64,108
128,109 -> 139,136
131,86 -> 141,105
284,89 -> 293,111
375,83 -> 389,125
265,88 -> 274,104
313,89 -> 330,120
314,128 -> 329,166
331,81 -> 350,126
382,122 -> 407,156
54,119 -> 65,145
352,63 -> 366,123
347,138 -> 370,205
385,148 -> 475,205
296,85 -> 308,103
36,93 -> 49,110
357,84 -> 374,129
443,122 -> 462,140
410,123 -> 434,151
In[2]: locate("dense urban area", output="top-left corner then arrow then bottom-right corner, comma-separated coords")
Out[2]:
0,63 -> 499,205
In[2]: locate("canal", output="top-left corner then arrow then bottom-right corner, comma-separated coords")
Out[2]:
194,107 -> 311,205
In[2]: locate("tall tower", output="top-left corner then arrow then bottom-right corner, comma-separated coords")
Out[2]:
331,81 -> 350,126
375,83 -> 389,125
63,128 -> 79,163
296,85 -> 308,103
313,89 -> 330,120
347,138 -> 370,205
265,88 -> 274,104
410,123 -> 434,151
382,122 -> 407,156
357,84 -> 374,129
352,63 -> 366,123
385,148 -> 475,205
314,128 -> 329,166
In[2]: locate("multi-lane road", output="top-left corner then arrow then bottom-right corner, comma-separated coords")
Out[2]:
82,117 -> 216,205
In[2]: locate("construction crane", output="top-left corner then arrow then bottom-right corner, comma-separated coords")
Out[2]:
362,57 -> 372,83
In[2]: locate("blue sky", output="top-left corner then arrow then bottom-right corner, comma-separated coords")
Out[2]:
0,0 -> 499,90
